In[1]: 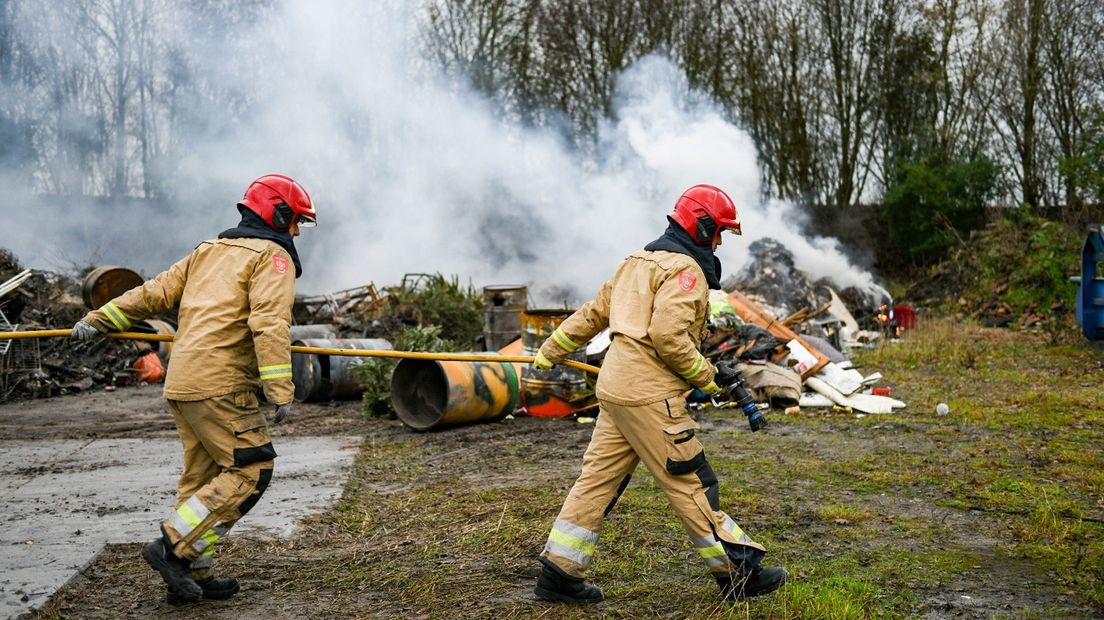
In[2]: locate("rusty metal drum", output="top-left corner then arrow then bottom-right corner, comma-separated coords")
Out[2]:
290,324 -> 338,341
482,285 -> 527,351
81,266 -> 144,309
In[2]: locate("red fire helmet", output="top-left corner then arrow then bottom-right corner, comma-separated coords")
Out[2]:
239,174 -> 316,232
669,184 -> 741,244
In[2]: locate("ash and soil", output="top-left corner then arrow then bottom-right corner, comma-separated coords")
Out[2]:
10,387 -> 1092,619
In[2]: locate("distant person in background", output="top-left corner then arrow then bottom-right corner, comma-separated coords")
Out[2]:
70,174 -> 316,605
529,185 -> 787,604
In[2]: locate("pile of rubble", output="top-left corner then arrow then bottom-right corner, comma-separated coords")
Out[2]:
0,250 -> 155,401
703,238 -> 908,414
0,246 -> 478,404
290,273 -> 484,343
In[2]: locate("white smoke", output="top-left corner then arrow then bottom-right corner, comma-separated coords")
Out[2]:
5,1 -> 884,306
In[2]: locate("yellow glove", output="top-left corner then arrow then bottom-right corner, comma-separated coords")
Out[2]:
532,350 -> 554,370
699,380 -> 722,395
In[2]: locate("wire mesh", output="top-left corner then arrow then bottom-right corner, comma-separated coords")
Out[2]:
0,308 -> 10,356
0,309 -> 42,373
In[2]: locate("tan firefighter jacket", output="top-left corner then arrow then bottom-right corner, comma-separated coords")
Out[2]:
539,250 -> 716,406
82,237 -> 296,405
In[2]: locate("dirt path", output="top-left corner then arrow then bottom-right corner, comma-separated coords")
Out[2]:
0,385 -> 373,440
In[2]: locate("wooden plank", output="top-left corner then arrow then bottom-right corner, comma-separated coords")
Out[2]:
726,289 -> 830,379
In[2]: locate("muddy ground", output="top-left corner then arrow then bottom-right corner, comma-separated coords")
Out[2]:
7,359 -> 1099,619
0,385 -> 366,441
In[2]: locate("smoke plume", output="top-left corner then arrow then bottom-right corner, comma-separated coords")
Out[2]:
4,1 -> 884,306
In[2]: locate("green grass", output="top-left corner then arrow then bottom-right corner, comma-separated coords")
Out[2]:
852,318 -> 1104,611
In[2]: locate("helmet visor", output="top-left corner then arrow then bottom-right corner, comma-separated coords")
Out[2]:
295,213 -> 317,228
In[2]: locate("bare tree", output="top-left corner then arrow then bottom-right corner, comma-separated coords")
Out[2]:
639,0 -> 684,55
424,0 -> 528,97
0,0 -> 39,178
991,0 -> 1048,208
531,0 -> 644,137
725,0 -> 824,203
1041,0 -> 1104,209
79,0 -> 140,197
8,0 -> 223,199
812,0 -> 894,213
678,0 -> 732,105
925,0 -> 996,158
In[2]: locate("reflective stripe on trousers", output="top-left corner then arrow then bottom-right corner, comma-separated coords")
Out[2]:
543,519 -> 600,568
167,495 -> 230,556
540,398 -> 765,578
693,516 -> 752,569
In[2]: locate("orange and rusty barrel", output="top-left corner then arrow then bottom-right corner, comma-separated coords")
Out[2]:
482,285 -> 527,350
390,355 -> 519,431
520,309 -> 589,416
81,266 -> 144,309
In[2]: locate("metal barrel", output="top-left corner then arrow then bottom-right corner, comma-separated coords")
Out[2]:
290,324 -> 338,340
291,338 -> 393,402
132,319 -> 176,361
520,309 -> 588,416
390,354 -> 519,431
81,266 -> 144,309
482,285 -> 527,350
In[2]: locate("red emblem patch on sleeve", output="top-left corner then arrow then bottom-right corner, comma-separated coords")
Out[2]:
272,255 -> 289,274
678,272 -> 697,291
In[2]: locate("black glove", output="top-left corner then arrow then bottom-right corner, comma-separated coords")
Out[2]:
272,403 -> 292,425
714,362 -> 740,388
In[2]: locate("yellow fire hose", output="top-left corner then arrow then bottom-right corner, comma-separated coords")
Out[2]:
0,329 -> 601,375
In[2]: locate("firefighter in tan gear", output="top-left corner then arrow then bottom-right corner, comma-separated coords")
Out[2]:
531,185 -> 788,604
70,174 -> 317,605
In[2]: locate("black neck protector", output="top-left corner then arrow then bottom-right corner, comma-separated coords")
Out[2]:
643,219 -> 722,289
218,208 -> 303,278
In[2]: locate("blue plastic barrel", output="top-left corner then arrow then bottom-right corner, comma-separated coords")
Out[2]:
1074,224 -> 1104,340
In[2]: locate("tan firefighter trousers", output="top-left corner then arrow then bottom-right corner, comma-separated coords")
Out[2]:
162,391 -> 276,578
540,397 -> 766,578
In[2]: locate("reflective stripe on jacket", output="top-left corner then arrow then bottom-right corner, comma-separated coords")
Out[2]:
82,237 -> 296,404
538,249 -> 715,406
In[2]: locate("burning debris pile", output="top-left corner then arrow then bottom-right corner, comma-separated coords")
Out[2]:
722,238 -> 901,346
699,237 -> 910,415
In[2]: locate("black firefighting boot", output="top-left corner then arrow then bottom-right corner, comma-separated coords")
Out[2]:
142,535 -> 202,603
715,565 -> 789,601
166,576 -> 241,605
534,557 -> 604,604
